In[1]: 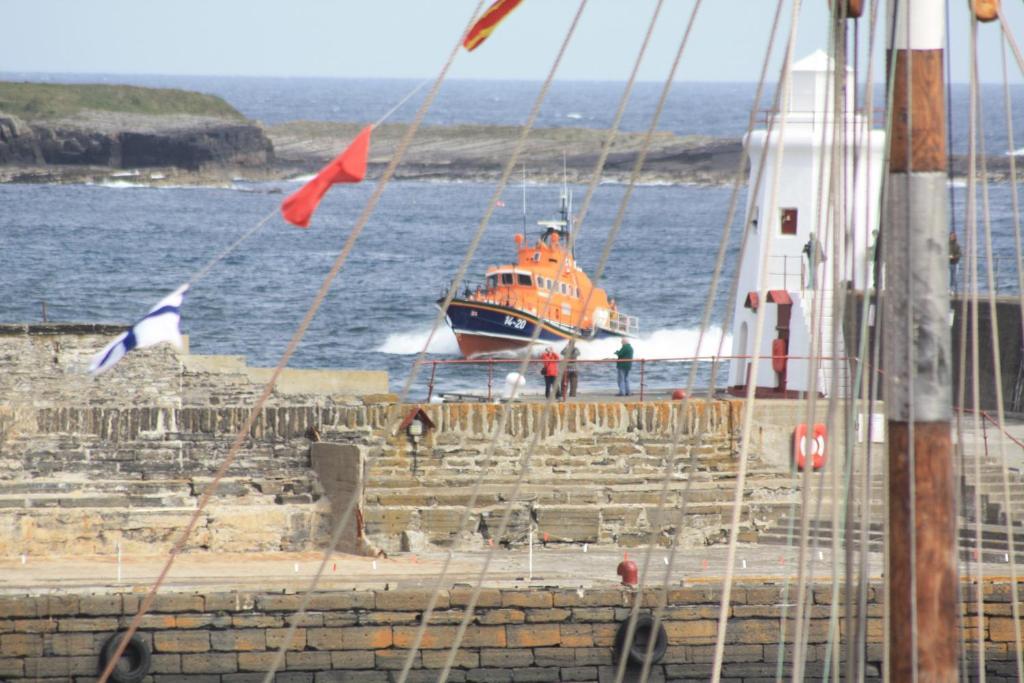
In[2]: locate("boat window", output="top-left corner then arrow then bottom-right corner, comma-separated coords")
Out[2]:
501,273 -> 514,285
576,287 -> 580,297
517,273 -> 532,286
486,275 -> 497,290
780,207 -> 798,235
560,282 -> 568,295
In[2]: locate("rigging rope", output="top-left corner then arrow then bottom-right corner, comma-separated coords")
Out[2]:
94,5 -> 1024,683
257,6 -> 488,680
390,3 -> 591,680
967,13 -> 989,680
790,8 -> 845,677
850,1 -> 886,670
428,4 -> 671,679
973,15 -> 1024,681
188,78 -> 429,290
604,2 -> 791,680
999,29 -> 1024,682
97,2 -> 487,681
712,2 -> 805,681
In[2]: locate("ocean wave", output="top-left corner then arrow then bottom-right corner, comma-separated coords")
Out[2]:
576,325 -> 732,361
375,326 -> 460,355
598,178 -> 680,187
375,324 -> 731,361
87,180 -> 148,189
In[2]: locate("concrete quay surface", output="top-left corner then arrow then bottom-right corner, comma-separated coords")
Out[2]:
0,545 -> 883,595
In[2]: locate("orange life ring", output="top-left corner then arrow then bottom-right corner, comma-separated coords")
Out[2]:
794,423 -> 827,470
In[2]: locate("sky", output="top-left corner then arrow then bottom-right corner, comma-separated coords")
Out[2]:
1,1 -> 1022,83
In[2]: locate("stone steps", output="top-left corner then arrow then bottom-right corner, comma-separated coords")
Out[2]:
758,516 -> 1024,564
0,475 -> 318,509
365,475 -> 795,508
364,492 -> 801,553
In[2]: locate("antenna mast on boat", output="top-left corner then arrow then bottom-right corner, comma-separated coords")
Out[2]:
561,151 -> 574,256
883,0 -> 958,680
521,163 -> 527,234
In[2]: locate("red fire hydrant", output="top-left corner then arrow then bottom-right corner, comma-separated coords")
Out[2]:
617,552 -> 638,586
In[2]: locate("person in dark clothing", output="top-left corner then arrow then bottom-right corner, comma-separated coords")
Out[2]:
561,341 -> 581,399
949,231 -> 962,291
802,232 -> 826,289
541,347 -> 559,399
614,338 -> 634,396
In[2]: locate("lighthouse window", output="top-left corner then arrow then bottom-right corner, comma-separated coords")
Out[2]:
500,273 -> 514,285
517,273 -> 532,286
780,207 -> 798,235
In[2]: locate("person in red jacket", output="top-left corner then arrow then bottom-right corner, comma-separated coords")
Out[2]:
541,347 -> 559,398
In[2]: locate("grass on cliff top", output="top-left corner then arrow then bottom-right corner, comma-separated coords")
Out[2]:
0,81 -> 246,121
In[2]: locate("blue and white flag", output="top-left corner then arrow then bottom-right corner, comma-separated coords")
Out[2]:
89,284 -> 190,375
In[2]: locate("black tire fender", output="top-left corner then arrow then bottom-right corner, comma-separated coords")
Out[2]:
99,631 -> 151,683
614,614 -> 669,666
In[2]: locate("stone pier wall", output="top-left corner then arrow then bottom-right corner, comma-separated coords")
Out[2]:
0,325 -> 818,558
0,325 -> 390,558
0,580 -> 1020,681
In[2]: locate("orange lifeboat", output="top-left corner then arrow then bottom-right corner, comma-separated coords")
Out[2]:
440,192 -> 638,358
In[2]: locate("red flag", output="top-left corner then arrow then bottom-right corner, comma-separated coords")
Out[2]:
281,126 -> 372,228
463,0 -> 524,51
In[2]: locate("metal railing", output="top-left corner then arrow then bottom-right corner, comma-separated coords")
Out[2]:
423,353 -> 858,403
601,310 -> 640,336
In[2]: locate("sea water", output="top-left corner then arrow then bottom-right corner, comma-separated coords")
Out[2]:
0,76 -> 1021,396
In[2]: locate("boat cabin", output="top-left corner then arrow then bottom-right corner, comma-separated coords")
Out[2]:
468,230 -> 636,335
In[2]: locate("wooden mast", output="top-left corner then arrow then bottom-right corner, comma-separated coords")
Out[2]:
883,0 -> 958,680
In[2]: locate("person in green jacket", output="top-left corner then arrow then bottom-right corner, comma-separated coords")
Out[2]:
614,338 -> 634,396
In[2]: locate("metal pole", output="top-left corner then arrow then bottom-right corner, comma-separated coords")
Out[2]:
427,362 -> 437,402
884,1 -> 957,680
487,361 -> 493,402
639,359 -> 645,402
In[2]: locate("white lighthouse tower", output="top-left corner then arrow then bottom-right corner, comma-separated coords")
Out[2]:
727,50 -> 885,397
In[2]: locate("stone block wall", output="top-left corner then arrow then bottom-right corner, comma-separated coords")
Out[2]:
0,324 -> 387,409
0,580 -> 1020,681
0,325 -> 393,558
0,325 -> 807,558
360,401 -> 799,553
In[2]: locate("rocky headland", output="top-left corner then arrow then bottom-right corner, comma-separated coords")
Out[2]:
269,120 -> 744,185
1,81 -> 1019,187
0,81 -> 745,187
0,82 -> 274,185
